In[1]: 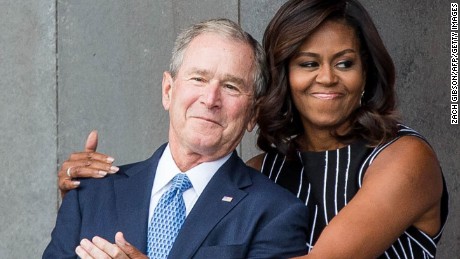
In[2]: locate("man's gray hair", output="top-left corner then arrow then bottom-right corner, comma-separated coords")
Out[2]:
170,18 -> 268,99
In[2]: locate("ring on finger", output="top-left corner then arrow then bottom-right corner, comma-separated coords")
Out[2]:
66,167 -> 73,178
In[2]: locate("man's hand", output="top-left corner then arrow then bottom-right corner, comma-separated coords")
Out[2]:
76,232 -> 148,259
58,130 -> 119,197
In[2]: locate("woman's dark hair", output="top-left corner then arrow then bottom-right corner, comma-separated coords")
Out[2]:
257,0 -> 400,155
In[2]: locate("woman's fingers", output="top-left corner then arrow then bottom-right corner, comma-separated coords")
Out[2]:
58,152 -> 119,195
69,151 -> 115,164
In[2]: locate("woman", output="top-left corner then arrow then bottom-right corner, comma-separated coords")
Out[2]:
59,0 -> 448,258
247,0 -> 448,258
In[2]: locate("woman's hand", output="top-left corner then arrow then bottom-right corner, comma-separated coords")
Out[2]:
58,130 -> 119,197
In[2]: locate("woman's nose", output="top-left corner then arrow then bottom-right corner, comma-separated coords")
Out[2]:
315,65 -> 337,85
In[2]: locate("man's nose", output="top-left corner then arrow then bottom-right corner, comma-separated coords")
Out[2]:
201,82 -> 222,109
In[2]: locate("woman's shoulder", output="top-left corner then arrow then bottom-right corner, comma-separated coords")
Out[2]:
368,124 -> 440,177
395,124 -> 427,139
380,133 -> 439,165
362,125 -> 444,235
364,124 -> 432,165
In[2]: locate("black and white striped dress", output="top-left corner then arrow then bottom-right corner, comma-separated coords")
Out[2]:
260,125 -> 448,258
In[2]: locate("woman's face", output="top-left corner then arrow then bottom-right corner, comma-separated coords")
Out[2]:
288,20 -> 365,133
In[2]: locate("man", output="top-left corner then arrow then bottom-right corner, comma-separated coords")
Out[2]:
43,19 -> 308,258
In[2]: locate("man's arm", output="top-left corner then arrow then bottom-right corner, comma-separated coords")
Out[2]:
247,202 -> 309,258
42,190 -> 82,258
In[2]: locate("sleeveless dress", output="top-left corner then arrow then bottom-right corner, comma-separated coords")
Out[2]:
260,125 -> 448,258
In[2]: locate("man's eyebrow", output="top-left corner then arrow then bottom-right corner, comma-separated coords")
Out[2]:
186,68 -> 211,76
186,68 -> 246,86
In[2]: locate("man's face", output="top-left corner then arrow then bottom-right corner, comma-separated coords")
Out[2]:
163,32 -> 256,160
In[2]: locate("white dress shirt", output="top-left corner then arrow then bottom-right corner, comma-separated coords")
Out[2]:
148,144 -> 231,224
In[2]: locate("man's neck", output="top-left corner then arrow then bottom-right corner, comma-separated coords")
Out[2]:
168,141 -> 233,172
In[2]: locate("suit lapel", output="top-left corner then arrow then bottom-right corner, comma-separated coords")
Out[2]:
168,152 -> 252,258
113,144 -> 166,253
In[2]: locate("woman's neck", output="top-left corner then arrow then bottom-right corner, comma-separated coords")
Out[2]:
299,123 -> 350,152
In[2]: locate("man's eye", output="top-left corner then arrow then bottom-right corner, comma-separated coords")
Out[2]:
223,84 -> 245,96
192,77 -> 205,82
224,84 -> 238,90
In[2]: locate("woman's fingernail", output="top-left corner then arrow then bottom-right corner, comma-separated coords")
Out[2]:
98,171 -> 107,176
73,181 -> 80,187
107,157 -> 115,163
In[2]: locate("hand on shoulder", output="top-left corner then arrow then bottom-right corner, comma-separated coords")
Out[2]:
58,130 -> 119,197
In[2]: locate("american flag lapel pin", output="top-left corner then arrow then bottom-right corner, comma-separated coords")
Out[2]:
222,196 -> 233,202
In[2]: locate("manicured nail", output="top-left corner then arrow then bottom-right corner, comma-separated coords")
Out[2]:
110,166 -> 119,173
107,157 -> 115,163
98,171 -> 107,176
73,181 -> 80,187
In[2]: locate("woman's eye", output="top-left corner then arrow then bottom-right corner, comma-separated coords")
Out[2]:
336,60 -> 353,69
299,61 -> 318,68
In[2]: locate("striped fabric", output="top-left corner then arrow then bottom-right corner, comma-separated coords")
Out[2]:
260,125 -> 448,258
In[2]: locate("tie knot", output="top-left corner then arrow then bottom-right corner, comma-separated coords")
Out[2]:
171,173 -> 192,193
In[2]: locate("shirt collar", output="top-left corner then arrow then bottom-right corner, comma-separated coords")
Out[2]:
153,144 -> 231,196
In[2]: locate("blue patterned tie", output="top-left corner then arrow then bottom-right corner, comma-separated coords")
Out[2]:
147,173 -> 192,259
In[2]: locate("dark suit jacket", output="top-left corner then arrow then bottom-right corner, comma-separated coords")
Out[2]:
43,144 -> 308,258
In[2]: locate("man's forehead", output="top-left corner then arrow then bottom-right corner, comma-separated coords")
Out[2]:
193,31 -> 231,41
182,35 -> 254,66
177,32 -> 255,88
188,32 -> 251,51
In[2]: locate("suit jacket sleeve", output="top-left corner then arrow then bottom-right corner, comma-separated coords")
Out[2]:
42,189 -> 81,259
247,202 -> 308,258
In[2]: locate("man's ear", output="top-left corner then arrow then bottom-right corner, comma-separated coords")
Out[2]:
246,106 -> 258,132
162,71 -> 174,110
